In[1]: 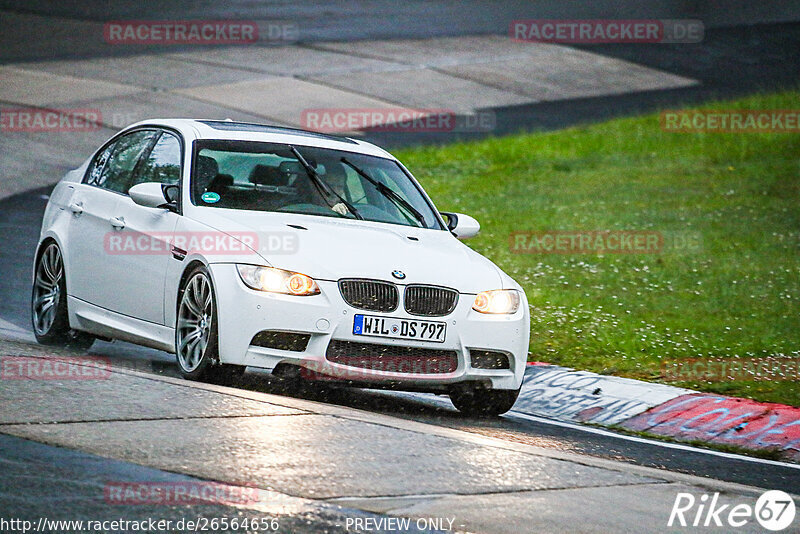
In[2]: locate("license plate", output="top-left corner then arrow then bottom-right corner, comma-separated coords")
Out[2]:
353,314 -> 446,343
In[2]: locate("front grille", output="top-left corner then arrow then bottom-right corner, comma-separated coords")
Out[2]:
470,349 -> 511,370
404,285 -> 459,316
339,279 -> 398,312
250,330 -> 310,352
326,340 -> 457,374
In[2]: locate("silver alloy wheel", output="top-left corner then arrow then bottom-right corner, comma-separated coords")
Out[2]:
176,272 -> 213,373
32,243 -> 63,336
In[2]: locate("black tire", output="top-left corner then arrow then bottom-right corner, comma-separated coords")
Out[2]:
31,242 -> 95,351
175,265 -> 245,385
449,384 -> 521,416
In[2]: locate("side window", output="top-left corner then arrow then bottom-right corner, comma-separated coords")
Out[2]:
93,130 -> 158,193
86,142 -> 115,186
131,132 -> 182,190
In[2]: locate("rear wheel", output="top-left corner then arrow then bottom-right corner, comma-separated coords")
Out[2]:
176,266 -> 244,385
31,242 -> 95,351
449,383 -> 521,417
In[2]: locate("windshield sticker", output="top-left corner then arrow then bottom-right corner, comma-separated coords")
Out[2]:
201,192 -> 220,204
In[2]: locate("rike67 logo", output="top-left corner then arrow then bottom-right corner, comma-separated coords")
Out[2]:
669,490 -> 796,531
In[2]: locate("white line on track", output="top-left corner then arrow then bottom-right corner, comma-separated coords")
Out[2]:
386,390 -> 800,470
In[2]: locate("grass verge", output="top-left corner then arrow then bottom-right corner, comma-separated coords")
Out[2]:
396,90 -> 800,406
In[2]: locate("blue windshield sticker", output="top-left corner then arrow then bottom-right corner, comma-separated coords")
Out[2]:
201,192 -> 220,203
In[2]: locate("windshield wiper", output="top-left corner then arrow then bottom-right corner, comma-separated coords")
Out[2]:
340,157 -> 426,227
289,146 -> 363,220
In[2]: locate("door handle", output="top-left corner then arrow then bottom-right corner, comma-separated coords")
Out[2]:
68,201 -> 84,215
109,216 -> 126,230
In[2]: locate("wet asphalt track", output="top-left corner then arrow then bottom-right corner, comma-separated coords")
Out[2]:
1,189 -> 799,495
2,4 -> 800,522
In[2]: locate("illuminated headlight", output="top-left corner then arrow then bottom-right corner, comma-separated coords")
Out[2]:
236,265 -> 320,296
472,290 -> 520,314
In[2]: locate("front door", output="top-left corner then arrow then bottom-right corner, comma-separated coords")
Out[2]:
103,130 -> 182,324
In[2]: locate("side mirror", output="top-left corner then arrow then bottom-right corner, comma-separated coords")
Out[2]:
163,184 -> 180,204
440,212 -> 480,239
129,182 -> 175,211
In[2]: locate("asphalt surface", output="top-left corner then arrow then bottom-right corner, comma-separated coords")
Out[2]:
2,188 -> 800,500
1,340 -> 795,533
0,0 -> 717,50
1,5 -> 799,147
2,0 -> 799,45
366,22 -> 800,147
2,3 -> 800,531
2,433 -> 431,534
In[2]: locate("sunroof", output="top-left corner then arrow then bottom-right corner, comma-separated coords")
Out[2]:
198,120 -> 357,144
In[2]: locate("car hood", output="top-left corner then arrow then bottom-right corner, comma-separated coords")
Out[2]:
193,209 -> 504,293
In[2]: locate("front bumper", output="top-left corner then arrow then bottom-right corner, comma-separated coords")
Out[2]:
209,264 -> 529,392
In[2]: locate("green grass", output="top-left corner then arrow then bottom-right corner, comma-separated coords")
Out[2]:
395,90 -> 800,406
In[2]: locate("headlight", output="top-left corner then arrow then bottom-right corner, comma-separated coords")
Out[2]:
236,265 -> 320,296
472,290 -> 520,314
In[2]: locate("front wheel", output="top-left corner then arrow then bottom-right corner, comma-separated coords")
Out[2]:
175,266 -> 244,385
449,384 -> 521,417
31,242 -> 95,351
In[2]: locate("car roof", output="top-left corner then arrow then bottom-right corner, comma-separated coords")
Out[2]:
124,118 -> 395,159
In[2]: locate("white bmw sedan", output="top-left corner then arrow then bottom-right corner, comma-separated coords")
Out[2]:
32,119 -> 529,415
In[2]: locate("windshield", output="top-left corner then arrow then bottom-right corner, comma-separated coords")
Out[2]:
191,140 -> 443,230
